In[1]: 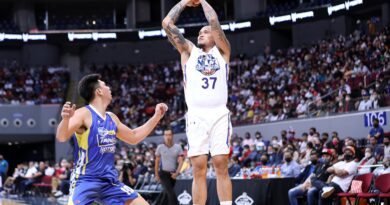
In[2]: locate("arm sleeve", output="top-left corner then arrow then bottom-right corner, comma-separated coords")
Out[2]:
155,145 -> 161,156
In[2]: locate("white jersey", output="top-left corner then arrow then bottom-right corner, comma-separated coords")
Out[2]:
183,46 -> 229,111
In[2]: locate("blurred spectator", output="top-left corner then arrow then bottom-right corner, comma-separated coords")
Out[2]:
338,79 -> 351,96
0,64 -> 69,105
358,92 -> 373,111
2,163 -> 25,194
295,151 -> 320,184
281,151 -> 301,177
231,140 -> 244,158
318,146 -> 358,205
242,132 -> 254,146
288,151 -> 331,205
367,118 -> 385,143
0,154 -> 8,185
228,156 -> 241,177
299,133 -> 309,153
329,134 -> 343,156
242,144 -> 261,167
320,133 -> 329,145
119,163 -> 136,187
52,159 -> 67,193
254,132 -> 266,151
373,158 -> 390,176
357,147 -> 376,174
56,162 -> 72,197
300,142 -> 314,167
384,136 -> 390,159
268,145 -> 283,165
368,137 -> 384,161
19,162 -> 45,194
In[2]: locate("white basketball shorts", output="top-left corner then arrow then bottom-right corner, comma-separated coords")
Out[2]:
185,106 -> 232,157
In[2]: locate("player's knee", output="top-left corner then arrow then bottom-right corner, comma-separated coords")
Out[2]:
193,164 -> 207,178
212,157 -> 229,176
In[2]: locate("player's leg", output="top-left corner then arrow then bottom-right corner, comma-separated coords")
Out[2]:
190,154 -> 208,205
212,154 -> 232,204
210,113 -> 232,204
68,180 -> 100,205
186,113 -> 210,205
101,181 -> 146,205
124,196 -> 149,205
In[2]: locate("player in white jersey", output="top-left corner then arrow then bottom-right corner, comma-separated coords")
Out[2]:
162,0 -> 232,205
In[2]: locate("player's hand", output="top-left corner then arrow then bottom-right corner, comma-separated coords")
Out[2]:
155,175 -> 161,183
61,102 -> 76,120
154,103 -> 168,119
171,172 -> 179,179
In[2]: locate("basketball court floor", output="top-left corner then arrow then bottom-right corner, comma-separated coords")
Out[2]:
0,195 -> 67,205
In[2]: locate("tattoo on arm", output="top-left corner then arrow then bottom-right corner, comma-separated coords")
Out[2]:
201,1 -> 230,52
167,1 -> 185,24
163,1 -> 188,51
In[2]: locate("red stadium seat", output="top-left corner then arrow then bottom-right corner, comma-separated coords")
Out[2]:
356,173 -> 390,204
337,173 -> 373,205
32,175 -> 53,196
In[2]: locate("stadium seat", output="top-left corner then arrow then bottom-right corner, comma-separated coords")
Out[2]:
337,173 -> 373,205
356,173 -> 390,204
32,175 -> 53,196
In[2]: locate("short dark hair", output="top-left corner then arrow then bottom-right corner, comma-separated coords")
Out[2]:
78,74 -> 101,103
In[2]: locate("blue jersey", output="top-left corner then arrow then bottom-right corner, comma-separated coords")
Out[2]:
68,105 -> 139,205
72,105 -> 118,183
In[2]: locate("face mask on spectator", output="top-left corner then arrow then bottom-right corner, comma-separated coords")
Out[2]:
285,157 -> 292,163
311,159 -> 318,165
384,142 -> 390,146
332,139 -> 338,146
256,145 -> 264,151
344,154 -> 354,161
365,152 -> 372,158
261,158 -> 268,165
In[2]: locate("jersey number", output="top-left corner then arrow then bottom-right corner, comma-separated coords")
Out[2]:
121,185 -> 135,195
201,77 -> 217,89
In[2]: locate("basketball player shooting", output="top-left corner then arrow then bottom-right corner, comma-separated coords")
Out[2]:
56,74 -> 167,205
163,0 -> 232,205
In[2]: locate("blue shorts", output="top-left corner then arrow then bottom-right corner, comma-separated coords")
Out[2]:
68,178 -> 138,205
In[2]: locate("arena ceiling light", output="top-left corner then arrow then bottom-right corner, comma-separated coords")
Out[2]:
0,33 -> 47,42
67,32 -> 117,41
269,14 -> 291,26
269,11 -> 314,26
327,0 -> 363,16
221,21 -> 252,32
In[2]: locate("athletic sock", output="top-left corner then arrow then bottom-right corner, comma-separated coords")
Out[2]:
220,201 -> 232,205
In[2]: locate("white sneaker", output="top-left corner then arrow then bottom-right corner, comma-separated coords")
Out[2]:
58,195 -> 69,203
54,191 -> 63,197
321,186 -> 335,198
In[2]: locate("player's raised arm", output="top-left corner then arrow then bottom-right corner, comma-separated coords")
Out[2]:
56,102 -> 86,142
200,0 -> 231,58
113,103 -> 168,145
162,0 -> 194,56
